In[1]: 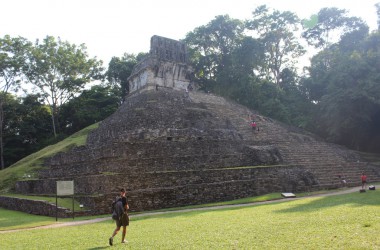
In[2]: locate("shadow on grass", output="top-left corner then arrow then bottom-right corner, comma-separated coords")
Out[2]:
135,189 -> 380,220
275,189 -> 379,214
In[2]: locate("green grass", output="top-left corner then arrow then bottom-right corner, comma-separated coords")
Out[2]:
0,190 -> 379,249
0,193 -> 283,231
0,208 -> 108,231
146,193 -> 283,213
0,123 -> 99,193
0,208 -> 56,230
2,187 -> 375,231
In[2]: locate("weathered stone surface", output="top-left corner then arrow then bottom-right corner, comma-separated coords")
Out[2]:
128,35 -> 193,93
15,165 -> 316,213
0,196 -> 89,218
6,36 -> 380,217
150,35 -> 188,63
11,86 -> 380,215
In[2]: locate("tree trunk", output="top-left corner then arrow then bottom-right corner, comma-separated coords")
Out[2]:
51,105 -> 57,138
0,100 -> 5,170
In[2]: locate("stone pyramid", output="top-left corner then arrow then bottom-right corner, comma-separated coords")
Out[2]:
13,36 -> 380,215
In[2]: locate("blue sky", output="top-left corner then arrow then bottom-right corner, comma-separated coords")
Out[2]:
1,0 -> 378,64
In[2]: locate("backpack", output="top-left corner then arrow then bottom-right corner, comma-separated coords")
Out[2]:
111,198 -> 124,220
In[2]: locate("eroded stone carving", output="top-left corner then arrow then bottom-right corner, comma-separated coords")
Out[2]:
128,35 -> 193,93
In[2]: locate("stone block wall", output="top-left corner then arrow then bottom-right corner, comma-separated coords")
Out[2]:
40,140 -> 282,180
128,35 -> 193,94
129,60 -> 192,94
150,35 -> 188,63
15,165 -> 317,214
0,196 -> 74,218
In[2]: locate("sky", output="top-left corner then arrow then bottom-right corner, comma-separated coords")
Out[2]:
1,0 -> 379,65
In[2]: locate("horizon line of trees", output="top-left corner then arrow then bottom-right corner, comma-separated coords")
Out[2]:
1,3 -> 380,169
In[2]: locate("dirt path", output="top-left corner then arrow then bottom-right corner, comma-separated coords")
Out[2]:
0,186 -> 364,234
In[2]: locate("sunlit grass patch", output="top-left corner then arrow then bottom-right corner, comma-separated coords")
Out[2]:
0,208 -> 55,231
1,190 -> 378,249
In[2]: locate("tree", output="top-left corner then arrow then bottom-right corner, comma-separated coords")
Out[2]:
25,36 -> 104,137
0,35 -> 31,169
302,30 -> 380,152
106,53 -> 139,102
60,85 -> 119,134
212,36 -> 265,99
302,7 -> 368,49
184,11 -> 308,127
246,5 -> 305,85
2,94 -> 51,168
278,68 -> 314,128
184,15 -> 244,88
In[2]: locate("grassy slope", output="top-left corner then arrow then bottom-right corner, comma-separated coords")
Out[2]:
0,123 -> 99,193
0,190 -> 379,249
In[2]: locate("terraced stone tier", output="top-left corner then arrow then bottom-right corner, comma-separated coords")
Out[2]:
13,88 -> 380,214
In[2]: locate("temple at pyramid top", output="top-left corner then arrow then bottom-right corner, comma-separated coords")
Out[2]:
150,35 -> 188,63
128,35 -> 193,94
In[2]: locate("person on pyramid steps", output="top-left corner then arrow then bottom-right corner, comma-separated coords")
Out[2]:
250,114 -> 259,132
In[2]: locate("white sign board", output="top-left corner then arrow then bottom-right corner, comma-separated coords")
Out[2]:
56,181 -> 74,196
281,192 -> 296,198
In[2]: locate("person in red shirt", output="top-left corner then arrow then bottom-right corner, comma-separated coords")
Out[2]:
361,173 -> 367,189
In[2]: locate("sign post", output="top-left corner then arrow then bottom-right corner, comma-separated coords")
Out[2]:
56,181 -> 74,221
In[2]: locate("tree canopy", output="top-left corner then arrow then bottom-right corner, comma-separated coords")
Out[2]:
25,36 -> 104,137
304,31 -> 380,151
246,5 -> 305,85
0,35 -> 32,169
106,53 -> 141,102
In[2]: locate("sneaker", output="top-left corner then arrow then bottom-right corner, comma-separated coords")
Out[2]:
109,237 -> 113,246
121,240 -> 128,244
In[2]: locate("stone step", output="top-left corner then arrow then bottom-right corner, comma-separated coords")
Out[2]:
189,91 -> 380,192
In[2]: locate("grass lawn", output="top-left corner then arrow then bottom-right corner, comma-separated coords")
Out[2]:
0,208 -> 56,230
1,190 -> 379,249
0,193 -> 284,231
0,190 -> 341,231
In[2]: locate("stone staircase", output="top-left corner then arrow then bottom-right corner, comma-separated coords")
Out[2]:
190,91 -> 380,189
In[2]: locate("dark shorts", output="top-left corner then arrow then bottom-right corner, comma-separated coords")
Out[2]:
362,180 -> 367,184
116,213 -> 129,227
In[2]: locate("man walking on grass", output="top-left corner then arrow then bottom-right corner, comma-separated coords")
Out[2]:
109,188 -> 129,246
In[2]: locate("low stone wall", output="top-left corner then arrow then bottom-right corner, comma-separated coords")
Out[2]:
124,165 -> 317,213
15,165 -> 317,215
0,196 -> 73,217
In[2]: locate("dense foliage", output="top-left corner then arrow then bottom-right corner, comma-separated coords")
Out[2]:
304,31 -> 380,151
25,36 -> 104,137
0,3 -> 380,168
